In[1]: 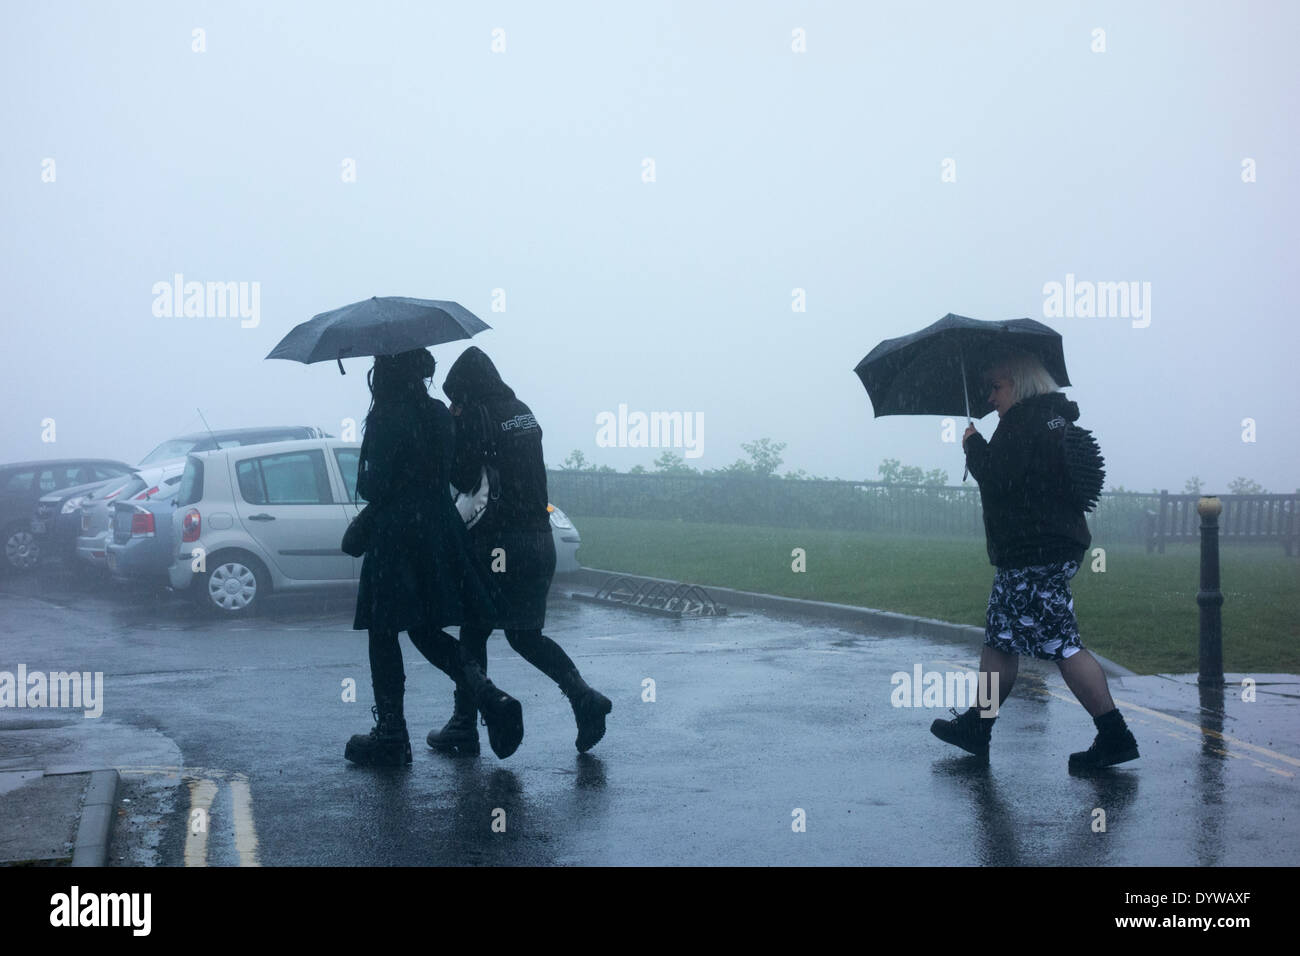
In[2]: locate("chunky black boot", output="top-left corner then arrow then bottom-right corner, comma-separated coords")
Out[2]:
462,661 -> 523,759
345,703 -> 412,767
930,706 -> 995,759
1069,709 -> 1139,773
426,685 -> 480,756
559,670 -> 612,753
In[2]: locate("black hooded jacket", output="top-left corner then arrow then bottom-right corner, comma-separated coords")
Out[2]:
442,347 -> 551,536
963,391 -> 1092,569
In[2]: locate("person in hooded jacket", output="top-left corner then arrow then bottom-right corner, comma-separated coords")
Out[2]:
344,348 -> 510,767
427,346 -> 612,757
930,351 -> 1139,772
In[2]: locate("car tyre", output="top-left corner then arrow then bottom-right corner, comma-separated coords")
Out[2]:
193,550 -> 269,616
2,523 -> 40,574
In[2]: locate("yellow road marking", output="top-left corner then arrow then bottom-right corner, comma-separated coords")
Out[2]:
229,776 -> 261,867
183,778 -> 218,867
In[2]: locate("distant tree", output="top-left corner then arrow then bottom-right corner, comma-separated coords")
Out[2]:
715,438 -> 786,477
740,438 -> 786,478
1184,476 -> 1204,495
628,464 -> 647,475
559,449 -> 589,471
876,459 -> 949,496
1228,476 -> 1267,495
653,450 -> 697,475
922,467 -> 949,487
594,465 -> 617,473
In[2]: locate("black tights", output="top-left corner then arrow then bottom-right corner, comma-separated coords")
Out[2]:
458,625 -> 577,686
368,627 -> 466,706
368,625 -> 578,709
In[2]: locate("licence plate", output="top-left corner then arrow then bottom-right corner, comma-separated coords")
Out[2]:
106,552 -> 117,571
31,519 -> 46,534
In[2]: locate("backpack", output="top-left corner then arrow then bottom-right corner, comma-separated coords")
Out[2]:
1047,415 -> 1106,513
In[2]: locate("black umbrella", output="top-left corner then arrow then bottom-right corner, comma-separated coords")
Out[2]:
855,313 -> 1070,481
265,296 -> 491,373
854,313 -> 1069,420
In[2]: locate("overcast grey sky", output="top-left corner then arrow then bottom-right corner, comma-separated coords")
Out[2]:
3,1 -> 1297,493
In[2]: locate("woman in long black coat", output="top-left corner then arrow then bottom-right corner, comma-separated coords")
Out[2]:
344,348 -> 496,767
425,346 -> 611,757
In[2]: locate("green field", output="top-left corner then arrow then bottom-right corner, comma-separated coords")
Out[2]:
569,516 -> 1300,675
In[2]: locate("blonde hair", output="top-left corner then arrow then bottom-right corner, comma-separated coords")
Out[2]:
984,352 -> 1058,405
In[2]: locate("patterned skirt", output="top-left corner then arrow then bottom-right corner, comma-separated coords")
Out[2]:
984,560 -> 1084,660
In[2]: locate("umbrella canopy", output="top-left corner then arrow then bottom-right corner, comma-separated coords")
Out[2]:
265,296 -> 490,371
854,313 -> 1069,419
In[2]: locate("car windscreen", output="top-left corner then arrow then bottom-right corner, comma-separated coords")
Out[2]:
177,457 -> 204,506
92,476 -> 144,501
139,439 -> 200,466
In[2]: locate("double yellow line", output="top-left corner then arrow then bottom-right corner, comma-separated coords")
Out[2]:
120,766 -> 261,866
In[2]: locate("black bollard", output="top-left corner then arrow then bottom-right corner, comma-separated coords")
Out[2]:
1197,496 -> 1224,686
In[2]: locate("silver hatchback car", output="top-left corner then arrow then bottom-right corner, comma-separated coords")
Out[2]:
168,438 -> 580,614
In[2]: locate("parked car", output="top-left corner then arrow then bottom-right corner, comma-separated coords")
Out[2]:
165,438 -> 582,614
77,464 -> 185,569
4,459 -> 134,572
136,426 -> 331,467
167,438 -> 363,614
104,487 -> 183,585
48,426 -> 329,574
548,504 -> 581,573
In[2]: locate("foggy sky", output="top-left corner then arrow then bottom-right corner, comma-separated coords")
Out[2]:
3,1 -> 1297,494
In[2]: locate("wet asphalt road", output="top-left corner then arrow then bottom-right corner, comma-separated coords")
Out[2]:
0,564 -> 1296,866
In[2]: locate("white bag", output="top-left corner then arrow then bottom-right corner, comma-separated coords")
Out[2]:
451,465 -> 491,528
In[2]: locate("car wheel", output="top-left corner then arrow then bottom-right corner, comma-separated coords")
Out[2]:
2,524 -> 40,573
195,551 -> 269,615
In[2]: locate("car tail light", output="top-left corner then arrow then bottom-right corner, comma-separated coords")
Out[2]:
182,509 -> 201,542
134,487 -> 158,500
131,511 -> 156,537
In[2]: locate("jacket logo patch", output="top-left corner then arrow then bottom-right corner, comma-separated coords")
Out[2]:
501,414 -> 538,432
1046,417 -> 1067,430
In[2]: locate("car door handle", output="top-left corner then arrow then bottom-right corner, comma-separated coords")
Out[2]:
247,513 -> 276,521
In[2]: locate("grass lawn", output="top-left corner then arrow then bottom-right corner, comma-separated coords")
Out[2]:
569,516 -> 1300,675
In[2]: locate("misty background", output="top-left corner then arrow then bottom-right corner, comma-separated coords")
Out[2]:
2,0 -> 1297,493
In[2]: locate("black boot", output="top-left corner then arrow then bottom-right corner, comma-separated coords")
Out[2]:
426,685 -> 480,756
930,706 -> 995,759
461,660 -> 524,759
559,669 -> 612,753
1069,709 -> 1139,773
345,702 -> 412,767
